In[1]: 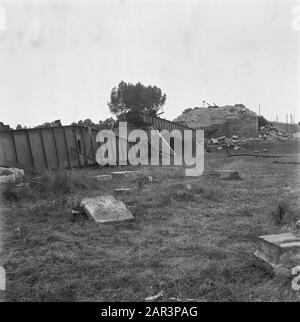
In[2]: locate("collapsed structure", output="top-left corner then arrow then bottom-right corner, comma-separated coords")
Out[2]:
173,104 -> 258,138
0,113 -> 192,172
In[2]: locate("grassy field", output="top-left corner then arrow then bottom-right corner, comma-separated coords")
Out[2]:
1,140 -> 300,302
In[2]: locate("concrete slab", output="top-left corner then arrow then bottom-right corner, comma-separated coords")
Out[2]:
260,232 -> 297,246
0,167 -> 24,184
81,195 -> 134,223
254,232 -> 300,275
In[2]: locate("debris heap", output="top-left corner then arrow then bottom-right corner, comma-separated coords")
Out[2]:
174,104 -> 258,138
206,125 -> 289,151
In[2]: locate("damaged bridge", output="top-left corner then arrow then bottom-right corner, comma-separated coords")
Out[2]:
0,113 -> 193,171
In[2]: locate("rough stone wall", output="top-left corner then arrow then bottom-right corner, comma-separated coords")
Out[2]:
173,105 -> 258,138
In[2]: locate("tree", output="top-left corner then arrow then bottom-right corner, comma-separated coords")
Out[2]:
16,124 -> 23,130
108,81 -> 166,119
99,118 -> 115,130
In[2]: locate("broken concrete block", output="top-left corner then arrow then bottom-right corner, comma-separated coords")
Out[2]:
81,195 -> 134,223
232,135 -> 238,139
0,167 -> 14,176
0,167 -> 24,184
225,171 -> 241,180
215,136 -> 226,141
185,183 -> 192,190
93,174 -> 112,181
254,232 -> 300,275
217,146 -> 222,150
0,174 -> 15,184
210,138 -> 219,144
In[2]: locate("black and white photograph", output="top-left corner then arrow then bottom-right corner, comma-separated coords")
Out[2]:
0,0 -> 300,307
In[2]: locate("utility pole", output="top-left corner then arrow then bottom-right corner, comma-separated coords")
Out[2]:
258,104 -> 261,116
276,115 -> 278,123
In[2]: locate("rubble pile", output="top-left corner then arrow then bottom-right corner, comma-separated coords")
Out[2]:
258,124 -> 289,141
174,104 -> 258,138
206,125 -> 289,151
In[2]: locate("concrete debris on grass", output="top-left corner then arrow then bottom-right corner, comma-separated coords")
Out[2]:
145,291 -> 163,302
81,195 -> 134,223
254,232 -> 300,276
211,170 -> 241,180
92,174 -> 112,182
0,167 -> 24,184
111,171 -> 146,179
137,175 -> 153,186
223,171 -> 242,180
259,125 -> 288,140
206,125 -> 290,152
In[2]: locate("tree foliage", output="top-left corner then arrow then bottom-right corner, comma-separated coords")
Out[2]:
108,81 -> 166,118
71,118 -> 115,130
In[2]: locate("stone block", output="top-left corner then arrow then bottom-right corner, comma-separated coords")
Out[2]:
81,195 -> 134,223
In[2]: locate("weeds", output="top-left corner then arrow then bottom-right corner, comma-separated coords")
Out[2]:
272,200 -> 297,226
2,169 -> 99,202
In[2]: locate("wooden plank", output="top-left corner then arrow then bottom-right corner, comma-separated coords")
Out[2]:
39,129 -> 48,169
11,131 -> 19,164
63,127 -> 72,168
51,127 -> 60,168
26,129 -> 35,168
40,128 -> 59,169
72,127 -> 82,167
80,127 -> 88,166
14,131 -> 33,168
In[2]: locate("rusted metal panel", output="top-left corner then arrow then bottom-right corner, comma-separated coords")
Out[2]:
0,117 -> 188,170
54,127 -> 70,168
64,127 -> 80,168
81,127 -> 95,165
138,112 -> 191,132
13,130 -> 33,168
40,128 -> 59,169
0,131 -> 16,165
0,126 -> 97,171
29,129 -> 48,169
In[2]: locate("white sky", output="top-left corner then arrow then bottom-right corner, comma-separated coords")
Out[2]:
0,0 -> 299,127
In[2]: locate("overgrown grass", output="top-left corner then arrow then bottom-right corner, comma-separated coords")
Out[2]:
1,140 -> 300,301
1,169 -> 101,203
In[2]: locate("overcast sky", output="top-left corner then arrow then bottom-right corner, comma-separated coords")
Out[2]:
0,0 -> 299,128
